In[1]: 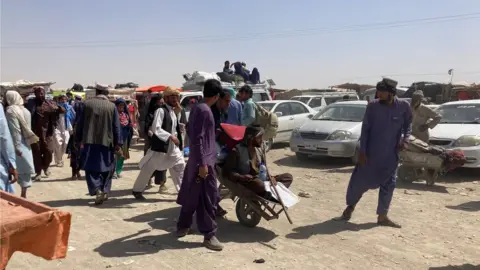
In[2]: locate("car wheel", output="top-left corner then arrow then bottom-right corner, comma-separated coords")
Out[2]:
295,152 -> 309,161
352,144 -> 360,164
264,139 -> 273,152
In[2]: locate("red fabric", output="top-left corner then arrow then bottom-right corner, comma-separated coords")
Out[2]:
444,150 -> 467,171
219,124 -> 246,150
0,191 -> 72,269
128,104 -> 136,125
119,112 -> 129,126
220,124 -> 246,141
456,91 -> 470,100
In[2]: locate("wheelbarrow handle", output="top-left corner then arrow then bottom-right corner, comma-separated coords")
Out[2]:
269,178 -> 293,224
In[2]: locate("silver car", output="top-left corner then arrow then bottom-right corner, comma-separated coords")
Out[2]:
290,100 -> 368,162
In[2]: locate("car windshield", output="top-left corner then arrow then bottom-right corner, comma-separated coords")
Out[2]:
258,102 -> 275,112
312,104 -> 366,122
437,104 -> 480,124
308,97 -> 323,108
252,92 -> 269,102
291,96 -> 310,104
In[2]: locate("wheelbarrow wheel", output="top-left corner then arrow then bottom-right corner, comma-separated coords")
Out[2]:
397,165 -> 416,183
235,199 -> 262,228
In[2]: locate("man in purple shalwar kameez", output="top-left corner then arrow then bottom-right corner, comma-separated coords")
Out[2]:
341,78 -> 412,228
176,79 -> 223,251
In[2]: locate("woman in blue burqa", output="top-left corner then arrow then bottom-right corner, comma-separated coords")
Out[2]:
341,78 -> 412,228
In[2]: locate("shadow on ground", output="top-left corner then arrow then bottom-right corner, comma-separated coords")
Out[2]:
94,206 -> 278,257
36,176 -> 81,183
274,155 -> 353,170
120,163 -> 141,172
286,218 -> 377,240
438,168 -> 480,183
396,167 -> 479,194
429,264 -> 480,270
446,201 -> 480,212
40,189 -> 175,209
396,181 -> 450,194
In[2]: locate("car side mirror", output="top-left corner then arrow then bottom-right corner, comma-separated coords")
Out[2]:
307,114 -> 313,119
275,112 -> 283,117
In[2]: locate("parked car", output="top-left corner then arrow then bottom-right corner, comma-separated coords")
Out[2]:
426,104 -> 439,110
429,100 -> 480,168
257,100 -> 317,150
290,100 -> 368,162
291,92 -> 359,112
362,87 -> 408,101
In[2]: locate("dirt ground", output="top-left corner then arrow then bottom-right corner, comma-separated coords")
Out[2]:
7,142 -> 480,270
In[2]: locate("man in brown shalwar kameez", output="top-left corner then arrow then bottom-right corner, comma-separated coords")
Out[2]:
27,86 -> 64,181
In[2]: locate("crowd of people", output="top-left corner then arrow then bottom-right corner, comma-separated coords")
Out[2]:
0,77 -> 444,252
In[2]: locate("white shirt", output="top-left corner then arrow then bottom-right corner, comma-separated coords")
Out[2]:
139,105 -> 185,170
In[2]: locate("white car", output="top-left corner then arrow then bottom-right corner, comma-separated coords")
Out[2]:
257,100 -> 317,148
291,93 -> 359,111
429,100 -> 480,168
290,100 -> 368,162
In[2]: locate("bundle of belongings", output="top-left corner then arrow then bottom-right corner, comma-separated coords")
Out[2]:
1,80 -> 55,97
85,83 -> 136,101
217,61 -> 261,84
114,82 -> 139,89
71,83 -> 84,92
182,71 -> 221,90
400,135 -> 467,172
216,124 -> 298,207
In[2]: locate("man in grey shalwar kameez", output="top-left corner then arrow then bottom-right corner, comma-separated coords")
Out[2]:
341,78 -> 412,228
76,87 -> 122,205
176,79 -> 223,251
410,90 -> 441,143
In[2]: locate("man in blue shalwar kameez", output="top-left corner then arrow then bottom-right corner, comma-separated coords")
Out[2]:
0,103 -> 18,193
176,79 -> 223,251
341,78 -> 412,228
76,87 -> 122,205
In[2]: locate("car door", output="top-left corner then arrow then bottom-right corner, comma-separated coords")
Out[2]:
289,102 -> 312,128
180,94 -> 203,120
272,102 -> 293,142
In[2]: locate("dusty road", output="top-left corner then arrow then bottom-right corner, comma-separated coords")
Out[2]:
7,142 -> 480,270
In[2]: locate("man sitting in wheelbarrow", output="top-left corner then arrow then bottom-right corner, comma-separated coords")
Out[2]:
222,126 -> 293,199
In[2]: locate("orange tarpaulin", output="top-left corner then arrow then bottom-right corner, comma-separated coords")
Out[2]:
135,85 -> 182,92
0,191 -> 72,269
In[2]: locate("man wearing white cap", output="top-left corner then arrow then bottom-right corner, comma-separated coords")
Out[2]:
132,87 -> 185,199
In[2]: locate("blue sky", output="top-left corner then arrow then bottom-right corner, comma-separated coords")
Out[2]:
1,0 -> 479,89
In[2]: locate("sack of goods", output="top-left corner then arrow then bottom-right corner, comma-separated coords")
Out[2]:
0,80 -> 55,96
192,71 -> 221,85
85,83 -> 136,100
253,103 -> 278,140
399,135 -> 466,171
216,72 -> 244,84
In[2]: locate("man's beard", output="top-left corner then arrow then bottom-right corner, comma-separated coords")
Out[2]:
379,99 -> 388,105
378,94 -> 393,105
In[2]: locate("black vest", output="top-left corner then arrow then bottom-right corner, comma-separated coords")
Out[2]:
150,105 -> 183,153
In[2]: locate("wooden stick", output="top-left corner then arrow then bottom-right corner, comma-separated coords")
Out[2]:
269,177 -> 293,224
